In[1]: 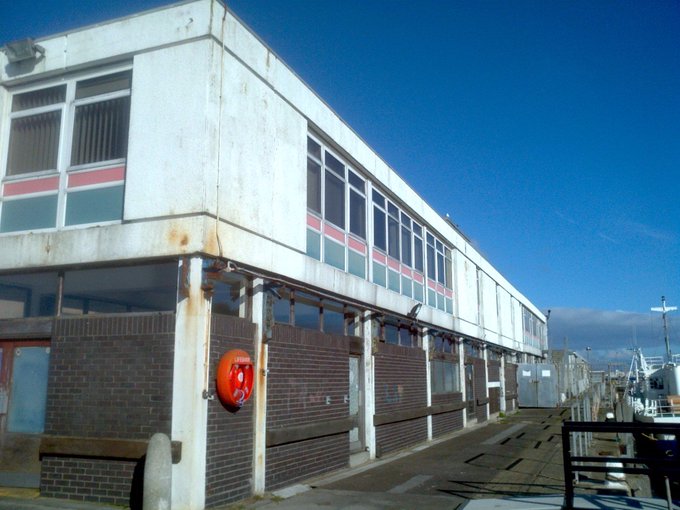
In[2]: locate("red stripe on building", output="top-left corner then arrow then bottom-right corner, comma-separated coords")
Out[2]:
372,249 -> 387,264
3,176 -> 59,197
323,222 -> 345,244
387,258 -> 400,271
445,288 -> 453,298
413,272 -> 424,284
401,266 -> 412,278
437,283 -> 445,294
307,214 -> 322,231
427,279 -> 437,290
347,237 -> 367,254
68,166 -> 125,188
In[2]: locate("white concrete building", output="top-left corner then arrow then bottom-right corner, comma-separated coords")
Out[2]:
0,1 -> 547,508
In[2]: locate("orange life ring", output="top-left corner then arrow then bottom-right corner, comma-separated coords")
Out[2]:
216,349 -> 254,409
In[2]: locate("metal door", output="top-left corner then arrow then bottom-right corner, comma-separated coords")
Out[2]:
7,344 -> 50,433
517,363 -> 558,408
465,363 -> 475,416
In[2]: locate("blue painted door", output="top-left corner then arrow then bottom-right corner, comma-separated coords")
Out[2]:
8,345 -> 50,433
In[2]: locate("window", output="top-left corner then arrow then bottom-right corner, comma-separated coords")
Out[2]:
1,69 -> 132,234
306,135 -> 367,278
431,360 -> 460,394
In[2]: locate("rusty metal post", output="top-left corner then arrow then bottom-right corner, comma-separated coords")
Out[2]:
561,422 -> 574,509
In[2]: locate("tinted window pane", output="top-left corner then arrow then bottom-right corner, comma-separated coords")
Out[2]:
306,229 -> 321,260
348,169 -> 364,190
307,158 -> 321,213
384,323 -> 399,344
348,250 -> 366,279
437,252 -> 445,284
7,110 -> 62,175
65,185 -> 124,226
414,237 -> 424,272
71,96 -> 130,166
323,301 -> 345,335
273,287 -> 291,324
427,243 -> 436,279
372,189 -> 384,208
75,71 -> 131,100
401,225 -> 412,266
0,195 -> 57,233
324,237 -> 345,270
62,263 -> 178,315
388,215 -> 399,259
12,85 -> 66,112
373,207 -> 386,250
0,272 -> 58,318
325,171 -> 344,228
295,293 -> 319,330
212,273 -> 245,317
325,151 -> 344,176
349,189 -> 365,238
307,137 -> 321,160
387,202 -> 398,217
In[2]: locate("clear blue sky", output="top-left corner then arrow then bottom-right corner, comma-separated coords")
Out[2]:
3,0 -> 680,360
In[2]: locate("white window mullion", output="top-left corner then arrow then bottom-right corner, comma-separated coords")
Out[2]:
55,83 -> 76,228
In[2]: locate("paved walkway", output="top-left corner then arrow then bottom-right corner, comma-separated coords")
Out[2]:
1,407 -> 676,509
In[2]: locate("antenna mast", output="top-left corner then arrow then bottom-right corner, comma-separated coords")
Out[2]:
651,296 -> 677,363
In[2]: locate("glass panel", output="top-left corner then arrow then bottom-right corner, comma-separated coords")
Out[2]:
212,272 -> 245,317
12,85 -> 66,112
446,297 -> 453,314
413,221 -> 422,237
372,189 -> 384,208
413,282 -> 424,303
387,202 -> 398,217
427,243 -> 436,279
71,96 -> 130,166
323,300 -> 344,335
444,362 -> 453,392
273,287 -> 291,324
414,236 -> 424,272
75,70 -> 131,100
349,189 -> 365,239
384,323 -> 399,344
373,207 -> 386,251
325,151 -> 344,176
348,250 -> 366,279
65,185 -> 124,226
61,263 -> 178,314
324,171 -> 345,228
437,252 -> 445,284
387,215 -> 399,259
388,268 -> 400,293
306,229 -> 321,260
0,195 -> 57,233
428,288 -> 437,307
307,136 -> 321,160
0,272 -> 58,318
401,225 -> 411,266
348,169 -> 364,190
8,346 -> 50,433
372,261 -> 386,287
7,110 -> 62,175
401,275 -> 411,298
324,237 -> 345,270
307,158 -> 321,214
294,292 -> 319,330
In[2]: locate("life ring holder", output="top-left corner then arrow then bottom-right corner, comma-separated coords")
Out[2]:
216,349 -> 254,410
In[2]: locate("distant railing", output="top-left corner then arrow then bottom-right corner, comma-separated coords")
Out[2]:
561,421 -> 680,509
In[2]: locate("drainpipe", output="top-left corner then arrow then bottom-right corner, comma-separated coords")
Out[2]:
362,311 -> 376,459
251,278 -> 268,494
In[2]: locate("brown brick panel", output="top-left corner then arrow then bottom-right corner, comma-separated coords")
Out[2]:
265,434 -> 347,490
375,417 -> 428,457
42,313 -> 175,506
265,324 -> 350,490
374,343 -> 426,414
473,357 -> 487,422
267,325 -> 349,429
431,392 -> 464,438
41,457 -> 139,507
488,360 -> 501,382
205,314 -> 256,508
489,387 -> 501,414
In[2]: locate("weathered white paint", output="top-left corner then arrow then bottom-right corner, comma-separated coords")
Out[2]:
500,355 -> 507,413
423,330 -> 432,440
0,0 -> 546,358
361,311 -> 376,459
458,340 -> 466,429
250,278 -> 267,494
172,256 -> 209,509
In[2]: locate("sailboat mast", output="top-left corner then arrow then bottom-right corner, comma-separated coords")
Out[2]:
651,295 -> 677,363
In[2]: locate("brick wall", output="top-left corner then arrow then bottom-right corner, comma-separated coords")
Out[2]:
205,314 -> 256,508
265,324 -> 350,490
505,363 -> 518,412
431,392 -> 463,438
374,343 -> 427,456
42,313 -> 175,507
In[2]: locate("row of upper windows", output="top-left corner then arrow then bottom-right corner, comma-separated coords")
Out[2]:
306,134 -> 453,306
0,69 -> 132,233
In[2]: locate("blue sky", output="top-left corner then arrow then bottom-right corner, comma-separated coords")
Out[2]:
3,0 -> 679,362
